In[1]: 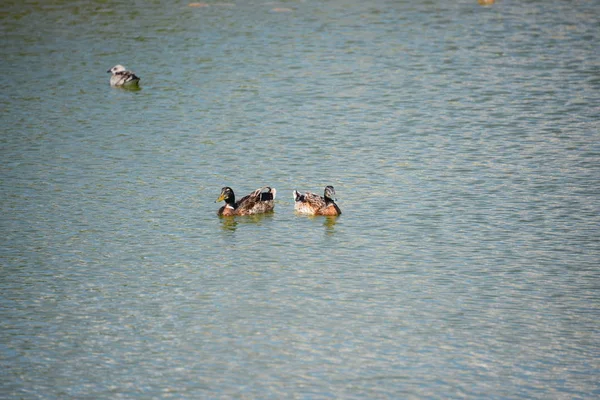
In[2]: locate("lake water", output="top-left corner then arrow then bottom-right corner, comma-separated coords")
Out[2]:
1,0 -> 599,398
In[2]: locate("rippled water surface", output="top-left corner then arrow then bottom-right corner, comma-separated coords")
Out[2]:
2,0 -> 599,398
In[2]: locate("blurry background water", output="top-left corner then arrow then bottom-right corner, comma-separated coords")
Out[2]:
1,0 -> 599,398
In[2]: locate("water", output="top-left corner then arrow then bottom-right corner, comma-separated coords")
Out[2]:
2,0 -> 599,398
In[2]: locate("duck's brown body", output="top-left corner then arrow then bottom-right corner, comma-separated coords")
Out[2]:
216,186 -> 276,216
293,186 -> 341,216
107,65 -> 140,88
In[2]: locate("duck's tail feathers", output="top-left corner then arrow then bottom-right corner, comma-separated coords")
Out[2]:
257,187 -> 276,201
293,190 -> 303,202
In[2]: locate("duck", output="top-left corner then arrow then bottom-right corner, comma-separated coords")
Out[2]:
293,185 -> 341,216
107,64 -> 140,88
216,186 -> 277,216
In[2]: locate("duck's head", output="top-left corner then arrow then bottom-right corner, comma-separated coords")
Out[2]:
324,185 -> 337,201
107,64 -> 126,74
216,187 -> 235,203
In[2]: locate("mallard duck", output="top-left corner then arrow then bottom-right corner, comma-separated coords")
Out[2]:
293,185 -> 341,216
216,186 -> 276,216
107,64 -> 140,88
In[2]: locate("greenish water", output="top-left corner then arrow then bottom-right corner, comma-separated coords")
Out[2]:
1,0 -> 599,398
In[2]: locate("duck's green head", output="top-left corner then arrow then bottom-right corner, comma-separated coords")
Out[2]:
216,187 -> 235,203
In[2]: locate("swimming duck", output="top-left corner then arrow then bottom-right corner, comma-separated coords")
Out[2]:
107,64 -> 140,88
216,186 -> 277,216
293,185 -> 341,216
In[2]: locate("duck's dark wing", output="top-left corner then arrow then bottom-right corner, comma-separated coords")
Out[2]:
236,187 -> 276,214
116,71 -> 140,85
299,192 -> 327,209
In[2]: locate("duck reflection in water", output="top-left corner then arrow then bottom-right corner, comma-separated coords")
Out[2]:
219,212 -> 274,233
323,215 -> 338,236
220,217 -> 238,232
